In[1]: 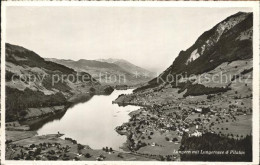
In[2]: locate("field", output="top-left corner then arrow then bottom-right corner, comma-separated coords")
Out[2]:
211,115 -> 252,139
6,131 -> 155,161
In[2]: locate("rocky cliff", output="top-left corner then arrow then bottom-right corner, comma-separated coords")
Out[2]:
137,12 -> 252,93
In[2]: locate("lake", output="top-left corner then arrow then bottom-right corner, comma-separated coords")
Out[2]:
36,89 -> 140,151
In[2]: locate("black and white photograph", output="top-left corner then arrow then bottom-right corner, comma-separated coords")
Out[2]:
1,1 -> 259,164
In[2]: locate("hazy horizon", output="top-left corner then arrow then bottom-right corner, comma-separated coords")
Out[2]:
6,7 -> 252,73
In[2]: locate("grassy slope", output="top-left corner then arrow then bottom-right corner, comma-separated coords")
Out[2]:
5,43 -> 100,122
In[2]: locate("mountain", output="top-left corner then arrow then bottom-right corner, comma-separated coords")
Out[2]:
5,43 -> 113,122
113,12 -> 253,161
46,58 -> 155,86
136,12 -> 253,93
97,58 -> 155,77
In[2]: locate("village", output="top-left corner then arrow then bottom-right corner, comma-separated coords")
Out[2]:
6,77 -> 252,161
115,82 -> 252,159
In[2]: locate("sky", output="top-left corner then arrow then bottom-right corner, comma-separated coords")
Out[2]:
6,7 -> 252,72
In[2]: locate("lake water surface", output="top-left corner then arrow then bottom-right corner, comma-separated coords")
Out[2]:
37,89 -> 140,151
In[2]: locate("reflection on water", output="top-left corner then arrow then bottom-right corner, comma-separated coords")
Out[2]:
36,89 -> 140,150
25,111 -> 67,131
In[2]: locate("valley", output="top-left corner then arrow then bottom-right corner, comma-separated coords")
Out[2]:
5,44 -> 156,161
5,11 -> 253,162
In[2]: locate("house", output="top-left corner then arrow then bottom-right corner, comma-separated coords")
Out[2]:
190,130 -> 202,137
194,108 -> 202,113
184,128 -> 189,132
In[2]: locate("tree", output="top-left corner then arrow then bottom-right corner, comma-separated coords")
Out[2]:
159,155 -> 165,161
77,144 -> 84,151
34,148 -> 42,156
117,153 -> 124,158
85,153 -> 91,158
89,87 -> 96,93
19,110 -> 28,117
173,137 -> 178,142
20,149 -> 24,158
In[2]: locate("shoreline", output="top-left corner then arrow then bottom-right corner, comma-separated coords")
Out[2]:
6,88 -> 159,161
111,84 -> 253,161
5,130 -> 156,161
7,85 -> 114,130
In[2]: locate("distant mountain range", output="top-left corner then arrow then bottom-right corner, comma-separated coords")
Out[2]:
97,58 -> 154,76
46,58 -> 155,86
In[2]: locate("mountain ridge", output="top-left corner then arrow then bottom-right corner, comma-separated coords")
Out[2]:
112,12 -> 253,161
97,58 -> 155,77
47,57 -> 155,86
5,43 -> 113,122
137,12 -> 253,92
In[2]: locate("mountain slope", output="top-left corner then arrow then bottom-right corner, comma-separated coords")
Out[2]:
142,12 -> 252,90
5,43 -> 112,122
47,58 -> 155,86
112,12 -> 253,161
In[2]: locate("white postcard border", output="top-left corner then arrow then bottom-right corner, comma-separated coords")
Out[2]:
1,1 -> 259,165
